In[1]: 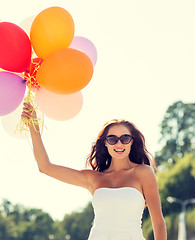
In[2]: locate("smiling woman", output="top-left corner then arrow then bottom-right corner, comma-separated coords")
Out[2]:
21,104 -> 167,240
85,120 -> 166,240
86,119 -> 153,172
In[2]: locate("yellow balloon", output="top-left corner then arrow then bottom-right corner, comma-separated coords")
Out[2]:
30,7 -> 75,59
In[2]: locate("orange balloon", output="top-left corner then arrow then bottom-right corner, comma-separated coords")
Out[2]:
30,7 -> 75,59
36,48 -> 94,94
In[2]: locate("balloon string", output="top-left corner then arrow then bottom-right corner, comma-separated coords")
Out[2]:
16,58 -> 44,134
23,58 -> 42,91
15,87 -> 41,134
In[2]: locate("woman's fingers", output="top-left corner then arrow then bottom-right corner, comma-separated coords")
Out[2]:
21,109 -> 31,117
21,113 -> 30,120
23,102 -> 32,109
22,102 -> 37,120
22,103 -> 32,118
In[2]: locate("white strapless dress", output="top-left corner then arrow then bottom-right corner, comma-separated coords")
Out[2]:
88,187 -> 146,240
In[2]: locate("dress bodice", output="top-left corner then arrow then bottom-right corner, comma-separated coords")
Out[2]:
88,187 -> 146,240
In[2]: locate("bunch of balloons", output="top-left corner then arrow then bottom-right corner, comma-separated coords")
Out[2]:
0,6 -> 97,127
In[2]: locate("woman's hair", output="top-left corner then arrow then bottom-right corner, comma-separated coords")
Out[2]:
86,119 -> 155,172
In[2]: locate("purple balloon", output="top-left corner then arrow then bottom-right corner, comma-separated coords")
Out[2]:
69,36 -> 97,66
0,72 -> 26,116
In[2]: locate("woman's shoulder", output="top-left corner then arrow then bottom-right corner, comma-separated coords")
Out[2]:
134,163 -> 155,179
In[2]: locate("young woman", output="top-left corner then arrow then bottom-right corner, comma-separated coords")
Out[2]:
21,103 -> 167,240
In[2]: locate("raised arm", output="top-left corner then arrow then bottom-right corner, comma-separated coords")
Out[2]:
21,103 -> 91,190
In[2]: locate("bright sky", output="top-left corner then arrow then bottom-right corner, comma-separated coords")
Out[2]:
1,0 -> 195,221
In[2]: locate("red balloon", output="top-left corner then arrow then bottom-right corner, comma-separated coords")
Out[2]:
0,22 -> 32,72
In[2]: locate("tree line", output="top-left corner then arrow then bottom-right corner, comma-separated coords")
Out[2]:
1,100 -> 195,240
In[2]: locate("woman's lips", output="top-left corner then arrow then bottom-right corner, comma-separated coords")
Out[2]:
114,149 -> 125,153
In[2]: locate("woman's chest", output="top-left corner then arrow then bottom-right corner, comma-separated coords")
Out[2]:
94,170 -> 140,190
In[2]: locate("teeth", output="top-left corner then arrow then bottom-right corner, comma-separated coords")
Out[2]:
114,149 -> 125,152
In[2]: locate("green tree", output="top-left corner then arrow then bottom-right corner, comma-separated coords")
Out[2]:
157,153 -> 195,216
53,219 -> 67,240
155,101 -> 195,164
142,153 -> 195,239
142,210 -> 195,240
0,199 -> 13,217
0,212 -> 11,240
0,200 -> 55,240
19,208 -> 54,240
61,202 -> 94,240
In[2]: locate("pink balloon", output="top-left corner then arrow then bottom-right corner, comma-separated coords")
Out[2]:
36,87 -> 83,121
0,72 -> 26,116
69,36 -> 97,66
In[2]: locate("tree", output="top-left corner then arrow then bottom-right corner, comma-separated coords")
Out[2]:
0,212 -> 12,240
155,101 -> 195,164
61,202 -> 94,240
19,209 -> 55,240
0,200 -> 55,240
142,153 -> 195,240
0,199 -> 13,217
157,153 -> 195,216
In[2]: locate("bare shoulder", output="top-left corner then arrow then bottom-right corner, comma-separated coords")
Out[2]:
134,164 -> 156,182
135,163 -> 154,172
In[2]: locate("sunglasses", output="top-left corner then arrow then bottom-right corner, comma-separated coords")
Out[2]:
106,134 -> 133,145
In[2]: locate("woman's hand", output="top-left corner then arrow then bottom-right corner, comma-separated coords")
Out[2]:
21,102 -> 37,119
21,102 -> 39,130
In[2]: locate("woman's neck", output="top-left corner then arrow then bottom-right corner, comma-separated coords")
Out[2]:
107,157 -> 134,172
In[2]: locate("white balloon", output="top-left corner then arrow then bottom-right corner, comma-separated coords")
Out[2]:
1,104 -> 29,139
36,87 -> 83,121
19,15 -> 35,36
1,102 -> 42,139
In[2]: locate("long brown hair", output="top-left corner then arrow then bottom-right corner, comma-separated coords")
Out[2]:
86,119 -> 155,172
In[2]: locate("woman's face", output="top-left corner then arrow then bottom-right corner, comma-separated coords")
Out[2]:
105,124 -> 133,160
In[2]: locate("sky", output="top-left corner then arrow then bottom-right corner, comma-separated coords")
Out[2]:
0,0 -> 195,221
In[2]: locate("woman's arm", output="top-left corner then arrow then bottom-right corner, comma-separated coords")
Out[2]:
21,103 -> 92,190
137,165 -> 167,240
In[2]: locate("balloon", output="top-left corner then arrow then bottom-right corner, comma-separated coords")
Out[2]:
1,104 -> 28,139
36,48 -> 94,94
0,72 -> 26,116
19,15 -> 35,36
1,102 -> 42,139
0,22 -> 32,72
36,87 -> 83,121
69,36 -> 97,66
30,6 -> 75,59
19,15 -> 37,58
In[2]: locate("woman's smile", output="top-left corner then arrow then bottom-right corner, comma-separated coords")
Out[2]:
114,148 -> 125,153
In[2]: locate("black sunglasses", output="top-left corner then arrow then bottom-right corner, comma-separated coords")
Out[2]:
106,134 -> 133,145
